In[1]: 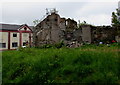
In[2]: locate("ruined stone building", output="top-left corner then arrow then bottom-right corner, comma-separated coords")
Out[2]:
82,25 -> 116,43
33,9 -> 119,47
33,9 -> 78,46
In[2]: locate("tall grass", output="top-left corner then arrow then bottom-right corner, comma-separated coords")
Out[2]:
2,44 -> 120,84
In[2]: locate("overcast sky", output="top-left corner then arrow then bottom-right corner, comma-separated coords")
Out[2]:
0,0 -> 119,26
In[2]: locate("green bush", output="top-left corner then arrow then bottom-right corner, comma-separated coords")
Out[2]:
37,44 -> 54,48
54,41 -> 65,48
36,41 -> 65,49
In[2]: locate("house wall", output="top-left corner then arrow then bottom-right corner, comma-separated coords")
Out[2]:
0,32 -> 8,50
0,25 -> 33,51
22,33 -> 30,46
20,27 -> 31,31
10,32 -> 20,49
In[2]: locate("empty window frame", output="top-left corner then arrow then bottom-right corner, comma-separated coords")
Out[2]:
0,43 -> 6,48
12,42 -> 18,47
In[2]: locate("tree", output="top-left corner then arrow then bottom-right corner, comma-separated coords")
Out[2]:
111,9 -> 120,27
111,9 -> 120,36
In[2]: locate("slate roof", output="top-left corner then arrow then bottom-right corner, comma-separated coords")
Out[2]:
0,23 -> 33,31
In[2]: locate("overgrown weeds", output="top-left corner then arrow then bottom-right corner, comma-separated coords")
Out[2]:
2,44 -> 120,84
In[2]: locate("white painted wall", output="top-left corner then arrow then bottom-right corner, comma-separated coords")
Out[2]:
20,27 -> 31,31
22,33 -> 30,46
10,32 -> 20,49
0,31 -> 32,50
0,32 -> 8,50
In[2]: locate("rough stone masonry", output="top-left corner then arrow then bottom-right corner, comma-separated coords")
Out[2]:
33,9 -> 119,47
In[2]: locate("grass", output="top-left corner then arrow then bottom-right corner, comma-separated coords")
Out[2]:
2,44 -> 120,84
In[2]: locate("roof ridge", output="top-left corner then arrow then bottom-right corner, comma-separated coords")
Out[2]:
0,23 -> 33,31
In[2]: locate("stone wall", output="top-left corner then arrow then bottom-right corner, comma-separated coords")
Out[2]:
91,26 -> 116,43
33,12 -> 119,47
81,25 -> 92,44
80,25 -> 117,44
34,12 -> 78,46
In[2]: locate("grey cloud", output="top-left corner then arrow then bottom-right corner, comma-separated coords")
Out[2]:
1,1 -> 118,26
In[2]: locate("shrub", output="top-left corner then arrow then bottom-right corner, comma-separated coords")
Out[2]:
54,41 -> 65,48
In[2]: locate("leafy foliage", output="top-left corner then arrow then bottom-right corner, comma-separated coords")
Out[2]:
36,41 -> 65,49
111,11 -> 120,27
111,9 -> 120,36
2,44 -> 120,84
